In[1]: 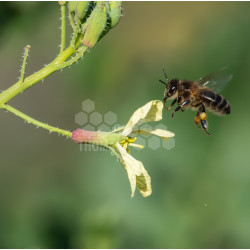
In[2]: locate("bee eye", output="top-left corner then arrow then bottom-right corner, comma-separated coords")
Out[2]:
170,85 -> 176,94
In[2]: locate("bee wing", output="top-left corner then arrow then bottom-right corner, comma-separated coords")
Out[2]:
195,67 -> 232,92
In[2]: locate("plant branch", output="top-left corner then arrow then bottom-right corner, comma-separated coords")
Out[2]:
2,104 -> 72,138
70,17 -> 81,48
68,9 -> 75,29
56,46 -> 88,70
19,45 -> 30,84
0,37 -> 83,106
0,2 -> 123,139
60,5 -> 66,53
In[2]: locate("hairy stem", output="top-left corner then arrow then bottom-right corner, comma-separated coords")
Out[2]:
60,5 -> 66,53
70,18 -> 81,48
0,36 -> 84,106
2,104 -> 72,138
68,9 -> 75,29
0,1 -> 122,139
56,46 -> 88,70
20,45 -> 31,84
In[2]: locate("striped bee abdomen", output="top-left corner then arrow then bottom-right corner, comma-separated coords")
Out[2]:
199,88 -> 230,115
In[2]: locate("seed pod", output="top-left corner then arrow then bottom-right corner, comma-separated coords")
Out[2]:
109,1 -> 122,28
82,2 -> 107,48
68,1 -> 76,13
76,1 -> 89,19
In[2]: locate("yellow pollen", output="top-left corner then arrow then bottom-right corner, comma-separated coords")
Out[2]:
127,137 -> 137,143
200,112 -> 207,120
120,139 -> 126,144
119,136 -> 144,151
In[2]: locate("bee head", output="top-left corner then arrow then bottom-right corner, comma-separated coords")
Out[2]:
159,69 -> 178,100
159,69 -> 179,110
164,79 -> 178,99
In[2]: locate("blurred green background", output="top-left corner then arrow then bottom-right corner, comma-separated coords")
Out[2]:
0,1 -> 250,248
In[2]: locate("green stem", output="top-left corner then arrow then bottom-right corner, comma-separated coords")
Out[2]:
60,5 -> 66,53
20,45 -> 30,83
2,104 -> 72,138
0,36 -> 84,106
68,9 -> 75,29
70,18 -> 81,48
56,46 -> 88,70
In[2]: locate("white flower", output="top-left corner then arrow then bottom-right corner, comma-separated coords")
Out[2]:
112,100 -> 175,198
73,100 -> 175,198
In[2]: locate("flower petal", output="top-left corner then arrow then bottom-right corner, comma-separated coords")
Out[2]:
136,167 -> 152,197
122,100 -> 163,136
116,143 -> 152,198
131,128 -> 175,141
117,144 -> 141,176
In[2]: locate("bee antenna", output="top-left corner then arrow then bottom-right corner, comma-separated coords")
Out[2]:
163,68 -> 169,81
159,68 -> 169,85
159,79 -> 167,85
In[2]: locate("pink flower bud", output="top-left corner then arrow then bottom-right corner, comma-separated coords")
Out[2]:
72,128 -> 125,146
72,129 -> 98,144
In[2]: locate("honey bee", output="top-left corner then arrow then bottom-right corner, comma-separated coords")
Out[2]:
159,68 -> 232,135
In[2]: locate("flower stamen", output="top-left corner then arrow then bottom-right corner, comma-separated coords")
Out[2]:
119,136 -> 143,152
129,143 -> 144,149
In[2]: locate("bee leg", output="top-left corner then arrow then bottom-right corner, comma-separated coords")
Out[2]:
195,112 -> 201,128
172,99 -> 190,117
194,103 -> 211,135
179,99 -> 190,112
164,98 -> 177,110
170,98 -> 177,107
163,97 -> 168,110
199,105 -> 211,136
171,105 -> 182,118
201,119 -> 211,136
200,103 -> 206,113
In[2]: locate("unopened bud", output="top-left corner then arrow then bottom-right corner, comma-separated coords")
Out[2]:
68,1 -> 76,13
82,2 -> 107,48
76,1 -> 89,19
109,1 -> 122,28
58,1 -> 67,6
72,128 -> 125,146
